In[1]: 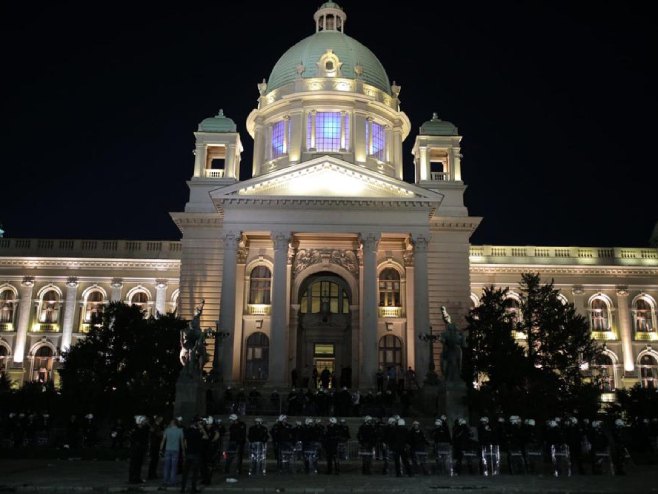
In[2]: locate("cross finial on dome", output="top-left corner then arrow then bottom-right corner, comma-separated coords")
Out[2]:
432,112 -> 439,120
314,1 -> 346,33
217,109 -> 224,117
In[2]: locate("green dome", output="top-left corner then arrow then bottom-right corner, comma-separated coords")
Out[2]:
198,109 -> 236,133
420,113 -> 458,136
267,31 -> 391,94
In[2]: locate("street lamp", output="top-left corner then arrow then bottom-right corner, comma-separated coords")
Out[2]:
208,321 -> 230,383
418,325 -> 440,385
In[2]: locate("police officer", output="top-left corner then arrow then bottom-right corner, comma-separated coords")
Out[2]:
358,416 -> 377,474
390,418 -> 412,477
408,420 -> 429,475
248,417 -> 269,475
225,414 -> 246,475
324,417 -> 341,474
270,415 -> 289,471
452,418 -> 473,475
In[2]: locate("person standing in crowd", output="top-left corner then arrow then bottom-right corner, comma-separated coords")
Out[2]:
181,416 -> 207,494
225,414 -> 247,475
409,420 -> 429,475
160,418 -> 185,487
376,367 -> 385,393
128,415 -> 150,484
357,416 -> 377,474
324,417 -> 341,474
147,415 -> 164,480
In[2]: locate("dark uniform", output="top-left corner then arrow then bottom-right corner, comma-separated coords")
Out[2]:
357,418 -> 377,474
389,421 -> 412,477
225,417 -> 247,475
408,423 -> 429,475
324,420 -> 341,474
128,417 -> 150,483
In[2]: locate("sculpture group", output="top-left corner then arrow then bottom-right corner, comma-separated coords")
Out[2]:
179,300 -> 208,377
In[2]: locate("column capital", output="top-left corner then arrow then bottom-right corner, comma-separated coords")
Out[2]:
616,286 -> 629,297
111,278 -> 123,288
222,231 -> 241,250
359,232 -> 381,252
272,231 -> 291,251
571,285 -> 584,296
155,279 -> 168,289
66,277 -> 79,288
21,276 -> 34,287
412,234 -> 430,252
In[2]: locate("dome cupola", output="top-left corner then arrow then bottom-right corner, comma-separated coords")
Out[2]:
314,1 -> 347,33
420,113 -> 458,136
198,109 -> 237,133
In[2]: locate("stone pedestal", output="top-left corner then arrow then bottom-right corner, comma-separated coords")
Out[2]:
437,380 -> 468,426
174,374 -> 206,421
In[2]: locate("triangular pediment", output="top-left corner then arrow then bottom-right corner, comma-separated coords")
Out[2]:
209,156 -> 443,201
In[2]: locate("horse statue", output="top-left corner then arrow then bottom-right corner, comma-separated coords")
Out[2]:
180,300 -> 208,377
439,306 -> 466,382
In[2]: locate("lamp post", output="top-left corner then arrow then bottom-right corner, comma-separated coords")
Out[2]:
209,321 -> 230,383
418,325 -> 440,385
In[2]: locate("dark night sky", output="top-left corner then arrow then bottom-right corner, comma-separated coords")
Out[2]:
2,1 -> 656,247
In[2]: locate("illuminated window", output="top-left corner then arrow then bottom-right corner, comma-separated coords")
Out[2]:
82,290 -> 105,328
245,332 -> 269,381
130,291 -> 150,317
32,346 -> 54,383
315,112 -> 341,152
593,353 -> 616,392
379,335 -> 403,370
271,120 -> 285,158
249,266 -> 272,305
38,289 -> 60,324
590,298 -> 610,331
0,345 -> 8,374
634,298 -> 655,333
300,279 -> 349,315
0,289 -> 16,325
378,268 -> 401,307
367,121 -> 386,161
639,354 -> 658,389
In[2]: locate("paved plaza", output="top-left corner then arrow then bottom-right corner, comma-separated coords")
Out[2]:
1,458 -> 657,493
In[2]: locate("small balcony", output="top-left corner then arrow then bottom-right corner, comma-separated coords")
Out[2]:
634,331 -> 658,342
378,306 -> 403,318
205,169 -> 225,178
31,323 -> 60,332
247,304 -> 271,316
430,171 -> 449,181
591,330 -> 617,341
0,322 -> 14,332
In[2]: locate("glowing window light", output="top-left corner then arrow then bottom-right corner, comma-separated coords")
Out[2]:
367,121 -> 386,161
271,121 -> 285,158
313,112 -> 341,152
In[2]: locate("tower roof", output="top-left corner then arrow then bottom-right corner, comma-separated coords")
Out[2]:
419,113 -> 458,136
198,109 -> 237,133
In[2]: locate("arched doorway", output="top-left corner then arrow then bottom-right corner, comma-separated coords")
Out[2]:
297,273 -> 352,388
245,332 -> 269,382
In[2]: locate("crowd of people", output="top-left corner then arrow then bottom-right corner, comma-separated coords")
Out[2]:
2,407 -> 658,492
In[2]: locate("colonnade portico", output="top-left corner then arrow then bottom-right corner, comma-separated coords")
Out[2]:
213,229 -> 431,389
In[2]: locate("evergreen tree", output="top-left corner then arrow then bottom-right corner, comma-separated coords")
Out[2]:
464,273 -> 603,420
58,302 -> 187,419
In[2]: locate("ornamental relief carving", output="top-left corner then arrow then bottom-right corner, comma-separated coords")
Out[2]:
293,249 -> 359,279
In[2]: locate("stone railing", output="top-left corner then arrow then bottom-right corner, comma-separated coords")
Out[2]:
247,304 -> 271,316
378,306 -> 403,318
470,245 -> 658,266
205,169 -> 225,178
0,238 -> 182,259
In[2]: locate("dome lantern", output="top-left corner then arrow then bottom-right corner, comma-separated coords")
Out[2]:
314,2 -> 346,33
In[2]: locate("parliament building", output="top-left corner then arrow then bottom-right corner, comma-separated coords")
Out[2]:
1,3 -> 657,394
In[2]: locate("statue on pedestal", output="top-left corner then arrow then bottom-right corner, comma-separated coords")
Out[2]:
180,300 -> 208,377
439,306 -> 466,382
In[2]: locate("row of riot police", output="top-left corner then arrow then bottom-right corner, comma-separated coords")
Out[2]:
269,415 -> 351,474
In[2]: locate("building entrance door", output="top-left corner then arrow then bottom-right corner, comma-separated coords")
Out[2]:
297,273 -> 352,387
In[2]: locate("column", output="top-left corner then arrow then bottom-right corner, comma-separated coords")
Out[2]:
110,279 -> 123,302
155,280 -> 168,317
270,231 -> 291,386
367,117 -> 373,155
253,120 -> 264,175
309,111 -> 316,150
216,231 -> 240,384
340,111 -> 347,150
60,277 -> 79,352
616,286 -> 635,372
360,232 -> 380,387
412,234 -> 431,382
226,144 -> 236,178
13,276 -> 35,363
283,116 -> 290,154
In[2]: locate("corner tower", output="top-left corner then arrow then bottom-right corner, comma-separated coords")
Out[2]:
246,2 -> 411,179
